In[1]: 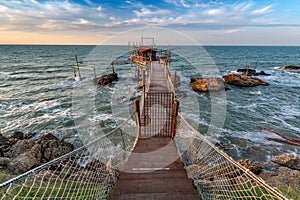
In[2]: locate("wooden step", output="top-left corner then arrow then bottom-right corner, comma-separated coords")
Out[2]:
111,178 -> 197,194
109,193 -> 198,200
118,169 -> 188,180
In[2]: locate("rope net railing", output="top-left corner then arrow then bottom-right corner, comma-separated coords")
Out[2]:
174,113 -> 288,200
0,112 -> 137,200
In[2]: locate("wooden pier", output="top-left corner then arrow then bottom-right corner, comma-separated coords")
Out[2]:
109,60 -> 198,200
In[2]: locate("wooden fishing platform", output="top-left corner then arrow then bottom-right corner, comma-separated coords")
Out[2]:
109,52 -> 198,199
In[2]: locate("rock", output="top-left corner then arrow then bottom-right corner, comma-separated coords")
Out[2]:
6,139 -> 41,161
279,65 -> 300,70
255,71 -> 271,76
190,77 -> 229,92
97,72 -> 118,85
8,131 -> 24,140
0,134 -> 11,156
237,69 -> 270,76
238,159 -> 262,175
259,167 -> 300,193
0,157 -> 11,165
8,152 -> 40,174
223,74 -> 269,87
0,134 -> 9,144
272,153 -> 300,170
37,133 -> 59,143
37,133 -> 74,162
237,68 -> 256,75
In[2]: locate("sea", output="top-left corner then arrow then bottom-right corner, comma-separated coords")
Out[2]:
0,45 -> 299,163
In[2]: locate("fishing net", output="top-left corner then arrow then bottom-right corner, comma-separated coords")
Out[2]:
0,113 -> 137,200
175,114 -> 287,200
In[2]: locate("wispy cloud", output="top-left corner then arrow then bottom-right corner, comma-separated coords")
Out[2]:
226,29 -> 240,33
0,0 -> 297,35
251,5 -> 273,15
0,0 -> 106,32
133,7 -> 170,18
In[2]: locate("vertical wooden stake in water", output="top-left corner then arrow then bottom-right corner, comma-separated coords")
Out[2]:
171,100 -> 179,139
134,100 -> 140,137
173,71 -> 177,86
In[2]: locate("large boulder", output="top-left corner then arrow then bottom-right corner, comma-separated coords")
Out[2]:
8,152 -> 40,174
279,65 -> 300,70
97,72 -> 118,85
6,139 -> 41,161
190,77 -> 229,92
37,133 -> 74,162
223,74 -> 268,87
272,153 -> 300,170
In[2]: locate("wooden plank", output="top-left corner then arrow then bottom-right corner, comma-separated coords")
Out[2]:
108,61 -> 198,199
109,138 -> 198,200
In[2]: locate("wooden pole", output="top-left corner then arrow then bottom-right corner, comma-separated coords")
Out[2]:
171,100 -> 179,139
134,100 -> 140,137
142,69 -> 145,92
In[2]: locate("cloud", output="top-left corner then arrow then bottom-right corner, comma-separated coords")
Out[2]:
204,8 -> 223,16
226,29 -> 240,33
163,0 -> 213,8
0,0 -> 297,35
133,7 -> 169,18
0,0 -> 106,32
251,5 -> 273,15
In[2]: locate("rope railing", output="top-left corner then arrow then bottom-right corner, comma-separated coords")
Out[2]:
0,112 -> 137,199
174,113 -> 288,200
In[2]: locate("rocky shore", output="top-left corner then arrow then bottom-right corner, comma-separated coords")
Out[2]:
238,153 -> 300,198
0,131 -> 74,175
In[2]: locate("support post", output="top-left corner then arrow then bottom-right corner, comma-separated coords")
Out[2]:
173,71 -> 177,86
142,69 -> 145,92
171,100 -> 179,139
134,100 -> 141,137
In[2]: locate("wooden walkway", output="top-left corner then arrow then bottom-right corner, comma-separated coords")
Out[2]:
109,61 -> 198,200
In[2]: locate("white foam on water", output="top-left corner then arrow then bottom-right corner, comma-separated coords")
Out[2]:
249,91 -> 261,95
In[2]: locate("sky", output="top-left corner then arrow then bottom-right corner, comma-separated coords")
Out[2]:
0,0 -> 300,45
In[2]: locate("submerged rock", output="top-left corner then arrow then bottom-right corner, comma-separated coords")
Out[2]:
279,65 -> 300,70
97,72 -> 118,85
223,74 -> 268,87
190,77 -> 229,92
237,69 -> 270,76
